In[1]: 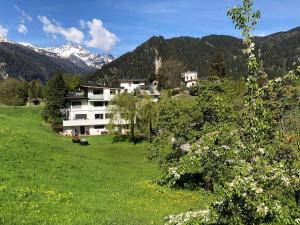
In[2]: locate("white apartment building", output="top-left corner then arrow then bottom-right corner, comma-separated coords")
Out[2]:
62,85 -> 122,136
182,71 -> 198,88
62,80 -> 161,136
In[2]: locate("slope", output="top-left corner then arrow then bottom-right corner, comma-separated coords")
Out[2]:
0,106 -> 213,225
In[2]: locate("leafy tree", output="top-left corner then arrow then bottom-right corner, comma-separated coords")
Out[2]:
137,96 -> 158,141
108,93 -> 141,141
42,72 -> 66,132
164,1 -> 300,224
109,93 -> 159,142
0,78 -> 28,106
147,97 -> 202,170
209,51 -> 227,78
63,74 -> 81,92
28,80 -> 43,99
157,59 -> 185,89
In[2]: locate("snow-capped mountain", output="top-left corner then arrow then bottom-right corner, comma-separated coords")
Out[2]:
45,43 -> 114,69
19,42 -> 114,70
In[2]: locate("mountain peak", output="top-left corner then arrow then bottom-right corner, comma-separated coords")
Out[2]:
18,42 -> 114,70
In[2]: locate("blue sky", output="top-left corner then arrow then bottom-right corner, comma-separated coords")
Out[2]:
0,0 -> 299,56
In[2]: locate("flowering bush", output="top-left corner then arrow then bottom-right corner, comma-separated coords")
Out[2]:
164,0 -> 300,224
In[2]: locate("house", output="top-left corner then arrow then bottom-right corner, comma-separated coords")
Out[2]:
62,85 -> 123,136
182,71 -> 198,88
118,78 -> 146,93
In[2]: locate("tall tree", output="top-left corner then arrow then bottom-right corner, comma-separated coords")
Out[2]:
157,59 -> 185,89
108,93 -> 141,141
209,51 -> 227,78
109,94 -> 159,142
137,96 -> 158,141
43,72 -> 66,132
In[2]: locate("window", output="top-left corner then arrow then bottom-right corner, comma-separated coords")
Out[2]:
72,101 -> 81,108
95,114 -> 103,119
110,89 -> 116,95
133,81 -> 140,84
75,114 -> 87,120
94,125 -> 105,129
105,101 -> 109,106
93,89 -> 103,95
105,113 -> 111,119
94,101 -> 104,107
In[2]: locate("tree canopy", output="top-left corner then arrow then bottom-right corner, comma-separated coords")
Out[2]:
157,59 -> 185,89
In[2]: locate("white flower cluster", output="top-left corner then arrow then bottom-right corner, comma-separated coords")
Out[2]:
227,174 -> 266,197
243,42 -> 255,55
165,209 -> 211,225
256,203 -> 269,216
169,167 -> 181,180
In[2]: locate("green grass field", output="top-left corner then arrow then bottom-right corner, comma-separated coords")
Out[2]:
0,107 -> 212,225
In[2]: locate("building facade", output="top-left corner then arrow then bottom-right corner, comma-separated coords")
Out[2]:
182,71 -> 198,88
63,85 -> 122,136
62,80 -> 160,136
118,79 -> 146,93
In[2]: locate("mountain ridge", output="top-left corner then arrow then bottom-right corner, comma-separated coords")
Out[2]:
86,26 -> 300,83
0,37 -> 114,82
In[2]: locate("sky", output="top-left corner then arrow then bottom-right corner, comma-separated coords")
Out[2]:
0,0 -> 299,57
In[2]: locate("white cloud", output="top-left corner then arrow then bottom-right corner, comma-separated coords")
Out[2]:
14,5 -> 32,23
79,19 -> 86,29
84,19 -> 118,51
0,24 -> 8,37
14,6 -> 32,35
18,24 -> 28,34
38,16 -> 84,44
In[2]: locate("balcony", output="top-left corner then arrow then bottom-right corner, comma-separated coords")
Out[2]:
88,94 -> 104,100
65,92 -> 88,99
63,119 -> 110,127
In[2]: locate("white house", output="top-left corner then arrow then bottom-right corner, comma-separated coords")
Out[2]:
118,78 -> 146,93
62,85 -> 123,136
182,71 -> 198,88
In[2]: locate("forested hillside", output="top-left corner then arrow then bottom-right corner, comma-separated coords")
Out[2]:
86,26 -> 300,82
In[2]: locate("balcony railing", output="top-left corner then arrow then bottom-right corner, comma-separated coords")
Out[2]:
66,92 -> 87,98
88,94 -> 104,100
63,119 -> 110,126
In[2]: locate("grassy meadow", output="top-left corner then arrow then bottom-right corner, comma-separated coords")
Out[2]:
0,106 -> 213,225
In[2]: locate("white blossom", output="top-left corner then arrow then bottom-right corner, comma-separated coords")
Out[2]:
256,203 -> 269,216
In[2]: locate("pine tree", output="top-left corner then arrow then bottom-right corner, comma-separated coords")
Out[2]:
209,51 -> 227,78
43,72 -> 66,132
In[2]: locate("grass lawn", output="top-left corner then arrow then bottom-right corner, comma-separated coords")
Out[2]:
0,106 -> 213,225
